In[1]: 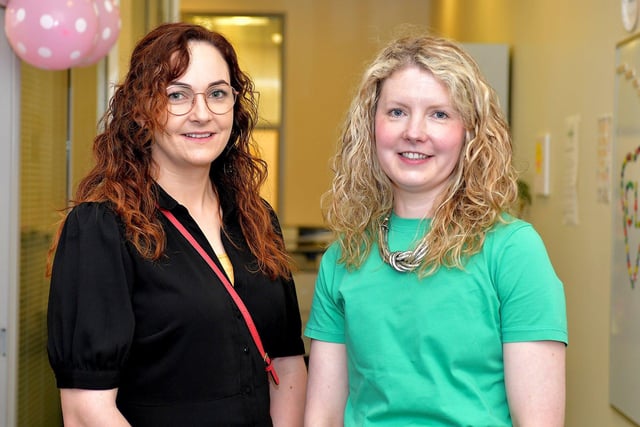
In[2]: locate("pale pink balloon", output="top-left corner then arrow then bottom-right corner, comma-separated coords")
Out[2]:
80,0 -> 121,66
4,0 -> 98,70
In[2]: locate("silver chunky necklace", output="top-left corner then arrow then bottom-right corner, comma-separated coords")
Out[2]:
378,215 -> 429,273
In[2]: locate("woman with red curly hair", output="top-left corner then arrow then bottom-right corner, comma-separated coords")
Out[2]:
47,22 -> 306,426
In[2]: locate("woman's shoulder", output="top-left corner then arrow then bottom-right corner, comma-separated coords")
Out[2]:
64,201 -> 123,233
317,240 -> 346,274
487,214 -> 542,251
67,200 -> 115,219
490,214 -> 534,235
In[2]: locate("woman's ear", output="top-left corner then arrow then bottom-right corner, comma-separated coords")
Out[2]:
133,112 -> 146,128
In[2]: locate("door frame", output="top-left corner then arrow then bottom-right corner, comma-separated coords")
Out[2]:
0,6 -> 21,427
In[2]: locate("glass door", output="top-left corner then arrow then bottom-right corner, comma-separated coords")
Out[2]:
182,13 -> 284,210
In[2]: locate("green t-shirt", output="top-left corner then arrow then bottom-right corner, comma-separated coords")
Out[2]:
305,215 -> 567,426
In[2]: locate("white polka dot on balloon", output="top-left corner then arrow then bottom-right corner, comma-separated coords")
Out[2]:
38,47 -> 52,58
101,27 -> 112,41
15,8 -> 26,22
4,0 -> 98,70
40,15 -> 54,30
76,18 -> 89,33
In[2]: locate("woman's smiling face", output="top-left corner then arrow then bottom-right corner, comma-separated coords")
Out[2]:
152,41 -> 234,175
374,65 -> 466,212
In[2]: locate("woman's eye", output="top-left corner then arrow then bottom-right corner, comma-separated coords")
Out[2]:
208,88 -> 229,100
167,90 -> 188,102
389,108 -> 404,118
434,111 -> 449,119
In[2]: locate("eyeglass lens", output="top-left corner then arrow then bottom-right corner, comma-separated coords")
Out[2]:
167,83 -> 236,116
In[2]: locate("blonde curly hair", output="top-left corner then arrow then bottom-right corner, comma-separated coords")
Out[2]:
323,34 -> 518,277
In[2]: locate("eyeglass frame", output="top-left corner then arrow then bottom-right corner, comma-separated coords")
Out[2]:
165,82 -> 238,116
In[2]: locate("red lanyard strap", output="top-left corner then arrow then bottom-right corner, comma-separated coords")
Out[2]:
159,207 -> 279,385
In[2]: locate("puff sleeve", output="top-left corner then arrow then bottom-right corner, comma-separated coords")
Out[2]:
47,203 -> 135,389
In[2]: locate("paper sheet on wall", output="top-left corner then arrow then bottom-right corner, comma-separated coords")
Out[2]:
563,115 -> 580,225
596,115 -> 612,204
534,133 -> 550,196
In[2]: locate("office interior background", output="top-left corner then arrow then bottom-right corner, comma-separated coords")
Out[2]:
0,0 -> 637,425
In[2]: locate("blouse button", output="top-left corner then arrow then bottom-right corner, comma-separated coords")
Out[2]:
243,346 -> 250,354
243,385 -> 252,394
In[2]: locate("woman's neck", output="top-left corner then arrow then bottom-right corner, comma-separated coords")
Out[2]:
156,168 -> 224,253
155,168 -> 217,215
392,196 -> 435,219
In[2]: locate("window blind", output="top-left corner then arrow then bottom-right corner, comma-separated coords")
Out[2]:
17,63 -> 67,427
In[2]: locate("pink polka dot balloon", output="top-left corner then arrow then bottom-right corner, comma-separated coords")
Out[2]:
4,0 -> 99,70
81,0 -> 121,66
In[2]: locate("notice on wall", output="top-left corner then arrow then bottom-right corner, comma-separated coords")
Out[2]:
562,115 -> 580,226
534,133 -> 550,196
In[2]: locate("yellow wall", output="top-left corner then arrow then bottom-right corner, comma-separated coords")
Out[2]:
71,66 -> 98,192
430,1 -> 633,426
116,0 -> 148,75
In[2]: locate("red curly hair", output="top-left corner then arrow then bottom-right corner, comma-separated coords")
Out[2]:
48,22 -> 291,280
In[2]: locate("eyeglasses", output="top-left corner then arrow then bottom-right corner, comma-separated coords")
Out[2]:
166,83 -> 237,116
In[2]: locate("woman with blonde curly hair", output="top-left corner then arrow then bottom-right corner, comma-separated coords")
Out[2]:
304,34 -> 567,426
46,22 -> 306,426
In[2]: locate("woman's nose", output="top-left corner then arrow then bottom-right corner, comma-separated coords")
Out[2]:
403,117 -> 428,142
190,93 -> 213,119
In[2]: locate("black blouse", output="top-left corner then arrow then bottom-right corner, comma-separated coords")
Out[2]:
47,185 -> 305,427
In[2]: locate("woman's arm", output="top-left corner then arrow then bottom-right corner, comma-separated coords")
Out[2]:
304,340 -> 349,427
269,355 -> 308,426
60,388 -> 131,427
503,340 -> 566,427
